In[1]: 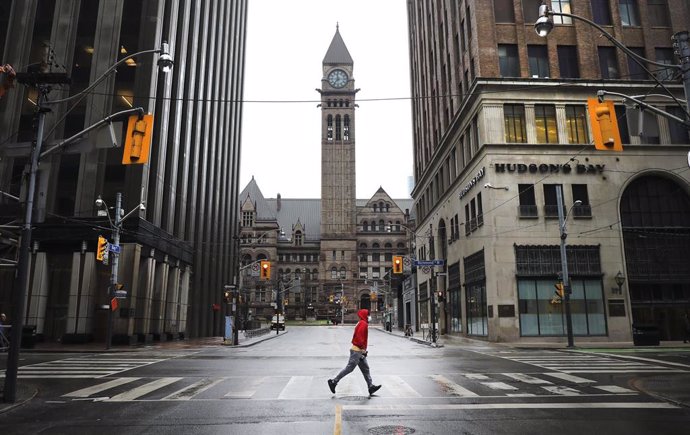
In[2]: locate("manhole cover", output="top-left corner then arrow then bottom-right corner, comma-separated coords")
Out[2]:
368,426 -> 416,435
338,395 -> 369,401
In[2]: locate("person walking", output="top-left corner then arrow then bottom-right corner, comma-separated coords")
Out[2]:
328,308 -> 381,396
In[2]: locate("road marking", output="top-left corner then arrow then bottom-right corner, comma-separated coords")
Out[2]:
334,404 -> 342,435
108,377 -> 182,401
63,377 -> 140,398
594,385 -> 637,394
502,373 -> 552,385
224,376 -> 265,398
481,382 -> 518,391
385,375 -> 422,398
163,377 -> 225,400
342,402 -> 680,411
430,375 -> 479,397
541,386 -> 582,396
464,373 -> 489,380
278,376 -> 312,399
543,372 -> 594,384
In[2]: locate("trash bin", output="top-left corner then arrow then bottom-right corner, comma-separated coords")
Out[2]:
632,324 -> 660,346
21,325 -> 36,349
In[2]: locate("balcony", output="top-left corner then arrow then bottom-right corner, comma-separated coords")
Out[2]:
518,204 -> 538,218
572,204 -> 592,218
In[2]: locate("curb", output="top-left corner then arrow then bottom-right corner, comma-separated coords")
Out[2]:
0,386 -> 38,415
232,330 -> 289,348
373,327 -> 443,348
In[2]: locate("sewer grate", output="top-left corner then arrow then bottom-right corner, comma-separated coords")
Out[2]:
368,426 -> 416,435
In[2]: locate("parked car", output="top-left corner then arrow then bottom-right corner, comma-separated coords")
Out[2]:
271,315 -> 285,331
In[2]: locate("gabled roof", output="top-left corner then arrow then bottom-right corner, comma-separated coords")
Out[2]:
239,176 -> 275,220
323,26 -> 353,65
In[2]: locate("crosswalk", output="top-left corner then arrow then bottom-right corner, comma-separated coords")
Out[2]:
490,350 -> 686,374
57,372 -> 642,402
0,356 -> 166,379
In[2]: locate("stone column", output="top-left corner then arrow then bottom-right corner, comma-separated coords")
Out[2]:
524,104 -> 537,144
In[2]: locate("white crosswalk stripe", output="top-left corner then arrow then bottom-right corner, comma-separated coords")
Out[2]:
2,356 -> 167,379
60,372 -> 642,402
494,351 -> 685,374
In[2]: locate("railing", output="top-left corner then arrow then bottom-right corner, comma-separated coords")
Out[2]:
572,204 -> 592,218
518,205 -> 538,218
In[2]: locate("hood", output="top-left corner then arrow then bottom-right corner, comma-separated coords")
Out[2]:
357,309 -> 369,321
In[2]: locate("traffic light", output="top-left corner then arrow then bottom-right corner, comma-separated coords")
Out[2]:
392,256 -> 403,274
122,114 -> 154,164
329,294 -> 334,303
587,98 -> 622,151
96,236 -> 108,262
437,291 -> 445,302
260,260 -> 271,280
554,282 -> 564,299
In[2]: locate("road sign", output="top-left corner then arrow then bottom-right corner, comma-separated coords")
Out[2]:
250,262 -> 260,277
414,259 -> 445,267
108,244 -> 121,254
114,290 -> 127,298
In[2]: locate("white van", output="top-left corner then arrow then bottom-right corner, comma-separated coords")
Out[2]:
271,315 -> 285,331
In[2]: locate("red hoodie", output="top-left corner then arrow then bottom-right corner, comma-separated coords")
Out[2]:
351,309 -> 369,350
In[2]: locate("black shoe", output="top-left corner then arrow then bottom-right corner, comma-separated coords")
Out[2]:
328,379 -> 337,394
368,384 -> 381,396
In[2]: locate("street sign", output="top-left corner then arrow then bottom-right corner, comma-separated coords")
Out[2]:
250,262 -> 260,277
114,290 -> 127,298
108,244 -> 121,254
414,259 -> 445,267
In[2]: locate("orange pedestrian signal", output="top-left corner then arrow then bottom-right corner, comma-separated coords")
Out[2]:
392,256 -> 403,274
587,99 -> 622,151
96,236 -> 108,262
122,114 -> 154,164
260,260 -> 271,280
554,282 -> 565,299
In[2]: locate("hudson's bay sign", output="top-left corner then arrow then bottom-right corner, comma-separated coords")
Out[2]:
494,163 -> 605,174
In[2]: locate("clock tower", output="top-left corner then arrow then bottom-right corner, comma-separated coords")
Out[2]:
318,26 -> 358,303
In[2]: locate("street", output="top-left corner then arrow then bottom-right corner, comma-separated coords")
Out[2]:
2,325 -> 690,434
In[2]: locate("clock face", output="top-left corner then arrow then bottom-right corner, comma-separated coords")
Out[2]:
328,69 -> 348,88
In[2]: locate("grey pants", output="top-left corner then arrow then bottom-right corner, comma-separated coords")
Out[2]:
333,349 -> 373,387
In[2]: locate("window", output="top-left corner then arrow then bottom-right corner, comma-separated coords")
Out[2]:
477,192 -> 484,227
493,0 -> 515,23
464,204 -> 471,236
498,44 -> 520,77
518,184 -> 537,218
598,47 -> 619,79
543,184 -> 562,218
343,115 -> 350,140
626,47 -> 648,79
294,231 -> 302,246
614,105 -> 631,144
522,0 -> 540,23
571,184 -> 592,217
359,267 -> 368,279
551,1 -> 572,24
565,105 -> 588,144
335,115 -> 341,140
327,115 -> 333,141
504,104 -> 527,143
528,45 -> 549,78
655,48 -> 676,81
241,211 -> 254,227
590,0 -> 612,25
557,46 -> 579,78
339,267 -> 346,279
470,198 -> 477,231
648,0 -> 670,27
667,106 -> 690,144
331,267 -> 337,280
534,105 -> 558,144
619,0 -> 640,26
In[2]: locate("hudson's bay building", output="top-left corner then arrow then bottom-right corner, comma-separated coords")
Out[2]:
406,0 -> 690,343
0,1 -> 247,342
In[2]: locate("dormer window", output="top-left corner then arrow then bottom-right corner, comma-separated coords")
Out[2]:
294,230 -> 303,246
241,211 -> 254,227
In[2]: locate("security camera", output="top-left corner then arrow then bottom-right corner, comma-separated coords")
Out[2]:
95,196 -> 104,207
483,183 -> 491,189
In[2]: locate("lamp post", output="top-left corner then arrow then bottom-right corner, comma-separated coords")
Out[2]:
3,43 -> 172,403
556,185 -> 582,348
96,193 -> 145,349
535,4 -> 690,121
615,271 -> 626,295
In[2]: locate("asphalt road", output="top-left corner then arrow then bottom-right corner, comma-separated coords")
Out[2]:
2,325 -> 690,434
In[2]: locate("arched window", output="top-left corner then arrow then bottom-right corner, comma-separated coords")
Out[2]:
241,254 -> 252,267
294,230 -> 303,246
384,242 -> 392,249
395,220 -> 401,231
379,201 -> 384,211
359,242 -> 367,249
385,203 -> 390,212
373,204 -> 378,212
335,115 -> 342,140
331,267 -> 337,280
327,115 -> 333,141
397,243 -> 405,249
344,115 -> 350,140
378,219 -> 385,232
362,221 -> 368,232
372,243 -> 380,249
339,267 -> 346,279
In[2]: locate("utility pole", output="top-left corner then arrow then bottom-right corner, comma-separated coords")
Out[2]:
430,272 -> 438,346
556,185 -> 575,348
105,193 -> 122,350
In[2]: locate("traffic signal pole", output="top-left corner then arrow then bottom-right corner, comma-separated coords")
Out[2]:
557,186 -> 575,348
105,193 -> 122,350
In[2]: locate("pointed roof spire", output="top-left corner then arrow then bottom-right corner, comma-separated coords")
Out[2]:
323,24 -> 353,65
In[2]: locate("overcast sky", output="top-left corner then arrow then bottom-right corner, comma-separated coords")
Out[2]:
239,0 -> 413,200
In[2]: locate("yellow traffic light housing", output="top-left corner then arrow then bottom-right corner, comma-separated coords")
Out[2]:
329,294 -> 334,303
392,255 -> 403,274
260,260 -> 271,280
554,282 -> 565,299
122,114 -> 154,164
587,98 -> 623,151
96,236 -> 108,262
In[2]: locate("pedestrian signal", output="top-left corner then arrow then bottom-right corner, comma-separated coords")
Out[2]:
96,236 -> 108,262
260,260 -> 271,280
554,282 -> 564,299
393,256 -> 403,274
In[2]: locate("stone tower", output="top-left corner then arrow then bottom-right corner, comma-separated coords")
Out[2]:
318,26 -> 358,310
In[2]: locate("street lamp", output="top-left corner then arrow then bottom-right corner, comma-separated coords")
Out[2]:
556,185 -> 582,348
3,43 -> 172,404
614,271 -> 626,295
535,4 -> 690,120
95,193 -> 145,350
